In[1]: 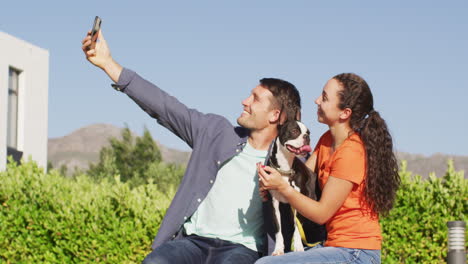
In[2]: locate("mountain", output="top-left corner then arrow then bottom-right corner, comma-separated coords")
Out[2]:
48,124 -> 191,173
396,152 -> 467,179
48,124 -> 467,178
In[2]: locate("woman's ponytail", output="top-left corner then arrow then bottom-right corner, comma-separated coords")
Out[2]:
334,73 -> 400,215
360,110 -> 400,215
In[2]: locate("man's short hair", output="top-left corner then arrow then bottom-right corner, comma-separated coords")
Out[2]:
259,78 -> 301,123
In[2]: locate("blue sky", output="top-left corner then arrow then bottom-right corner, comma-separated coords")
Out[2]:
1,1 -> 467,155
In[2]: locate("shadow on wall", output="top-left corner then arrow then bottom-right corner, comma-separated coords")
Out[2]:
7,147 -> 22,164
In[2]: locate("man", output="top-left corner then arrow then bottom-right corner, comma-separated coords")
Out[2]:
81,29 -> 301,264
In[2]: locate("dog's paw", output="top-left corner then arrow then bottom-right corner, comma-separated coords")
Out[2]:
293,241 -> 304,252
291,181 -> 301,192
272,249 -> 284,256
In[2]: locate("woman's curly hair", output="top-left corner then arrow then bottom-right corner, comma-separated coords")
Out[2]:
333,73 -> 400,216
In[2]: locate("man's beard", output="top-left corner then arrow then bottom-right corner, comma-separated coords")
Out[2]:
237,116 -> 255,129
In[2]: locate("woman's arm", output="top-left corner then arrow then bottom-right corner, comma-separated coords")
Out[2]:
304,153 -> 318,173
257,164 -> 353,225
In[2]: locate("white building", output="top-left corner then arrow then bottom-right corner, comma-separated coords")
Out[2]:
0,32 -> 49,170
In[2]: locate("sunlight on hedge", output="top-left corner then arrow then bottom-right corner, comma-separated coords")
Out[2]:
381,160 -> 467,263
0,158 -> 466,263
0,158 -> 173,263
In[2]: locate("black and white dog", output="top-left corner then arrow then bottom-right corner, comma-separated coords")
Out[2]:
268,120 -> 317,255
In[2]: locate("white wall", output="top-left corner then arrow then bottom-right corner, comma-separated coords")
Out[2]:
0,32 -> 49,170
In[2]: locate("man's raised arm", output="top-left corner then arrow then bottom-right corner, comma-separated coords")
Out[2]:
81,29 -> 228,148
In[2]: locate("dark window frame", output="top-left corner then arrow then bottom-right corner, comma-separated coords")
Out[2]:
7,67 -> 21,150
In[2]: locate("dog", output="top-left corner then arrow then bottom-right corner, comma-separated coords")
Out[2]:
267,120 -> 317,256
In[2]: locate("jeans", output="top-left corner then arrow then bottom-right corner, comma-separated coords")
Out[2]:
142,234 -> 260,264
255,244 -> 381,264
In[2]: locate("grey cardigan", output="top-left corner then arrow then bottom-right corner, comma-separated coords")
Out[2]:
113,68 -> 277,255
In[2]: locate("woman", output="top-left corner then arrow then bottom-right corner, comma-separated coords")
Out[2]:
256,73 -> 400,263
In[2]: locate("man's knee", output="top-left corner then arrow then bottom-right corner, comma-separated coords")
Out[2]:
142,249 -> 171,264
142,238 -> 204,264
219,247 -> 260,264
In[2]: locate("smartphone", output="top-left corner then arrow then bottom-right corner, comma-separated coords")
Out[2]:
91,16 -> 102,39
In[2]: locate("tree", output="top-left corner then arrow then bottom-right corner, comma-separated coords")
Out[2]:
88,127 -> 164,183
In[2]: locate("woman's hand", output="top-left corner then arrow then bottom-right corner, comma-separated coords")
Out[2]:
259,188 -> 269,202
257,163 -> 291,195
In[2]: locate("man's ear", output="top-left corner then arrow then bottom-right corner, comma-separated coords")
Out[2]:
339,107 -> 352,120
269,109 -> 282,124
296,110 -> 301,121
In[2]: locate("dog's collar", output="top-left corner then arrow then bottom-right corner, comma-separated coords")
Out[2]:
268,158 -> 295,176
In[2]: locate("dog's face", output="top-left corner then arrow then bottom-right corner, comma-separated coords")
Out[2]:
278,120 -> 311,157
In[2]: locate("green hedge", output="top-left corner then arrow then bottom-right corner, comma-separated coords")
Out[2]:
0,159 -> 466,263
0,159 -> 173,263
381,160 -> 467,263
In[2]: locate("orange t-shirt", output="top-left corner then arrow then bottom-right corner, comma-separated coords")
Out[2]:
313,131 -> 382,250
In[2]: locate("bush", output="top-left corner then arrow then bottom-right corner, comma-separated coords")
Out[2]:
0,159 -> 173,263
381,160 -> 467,263
1,158 -> 466,263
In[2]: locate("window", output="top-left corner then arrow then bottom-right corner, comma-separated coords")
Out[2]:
7,67 -> 20,149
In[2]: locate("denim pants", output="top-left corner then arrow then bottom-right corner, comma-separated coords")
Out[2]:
255,244 -> 381,264
142,234 -> 260,264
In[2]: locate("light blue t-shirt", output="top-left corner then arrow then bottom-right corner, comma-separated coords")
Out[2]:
183,142 -> 267,252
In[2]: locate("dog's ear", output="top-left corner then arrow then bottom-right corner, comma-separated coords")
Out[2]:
293,158 -> 317,200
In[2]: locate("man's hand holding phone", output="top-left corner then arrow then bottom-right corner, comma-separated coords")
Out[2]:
82,16 -> 109,69
81,16 -> 122,82
90,16 -> 101,46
